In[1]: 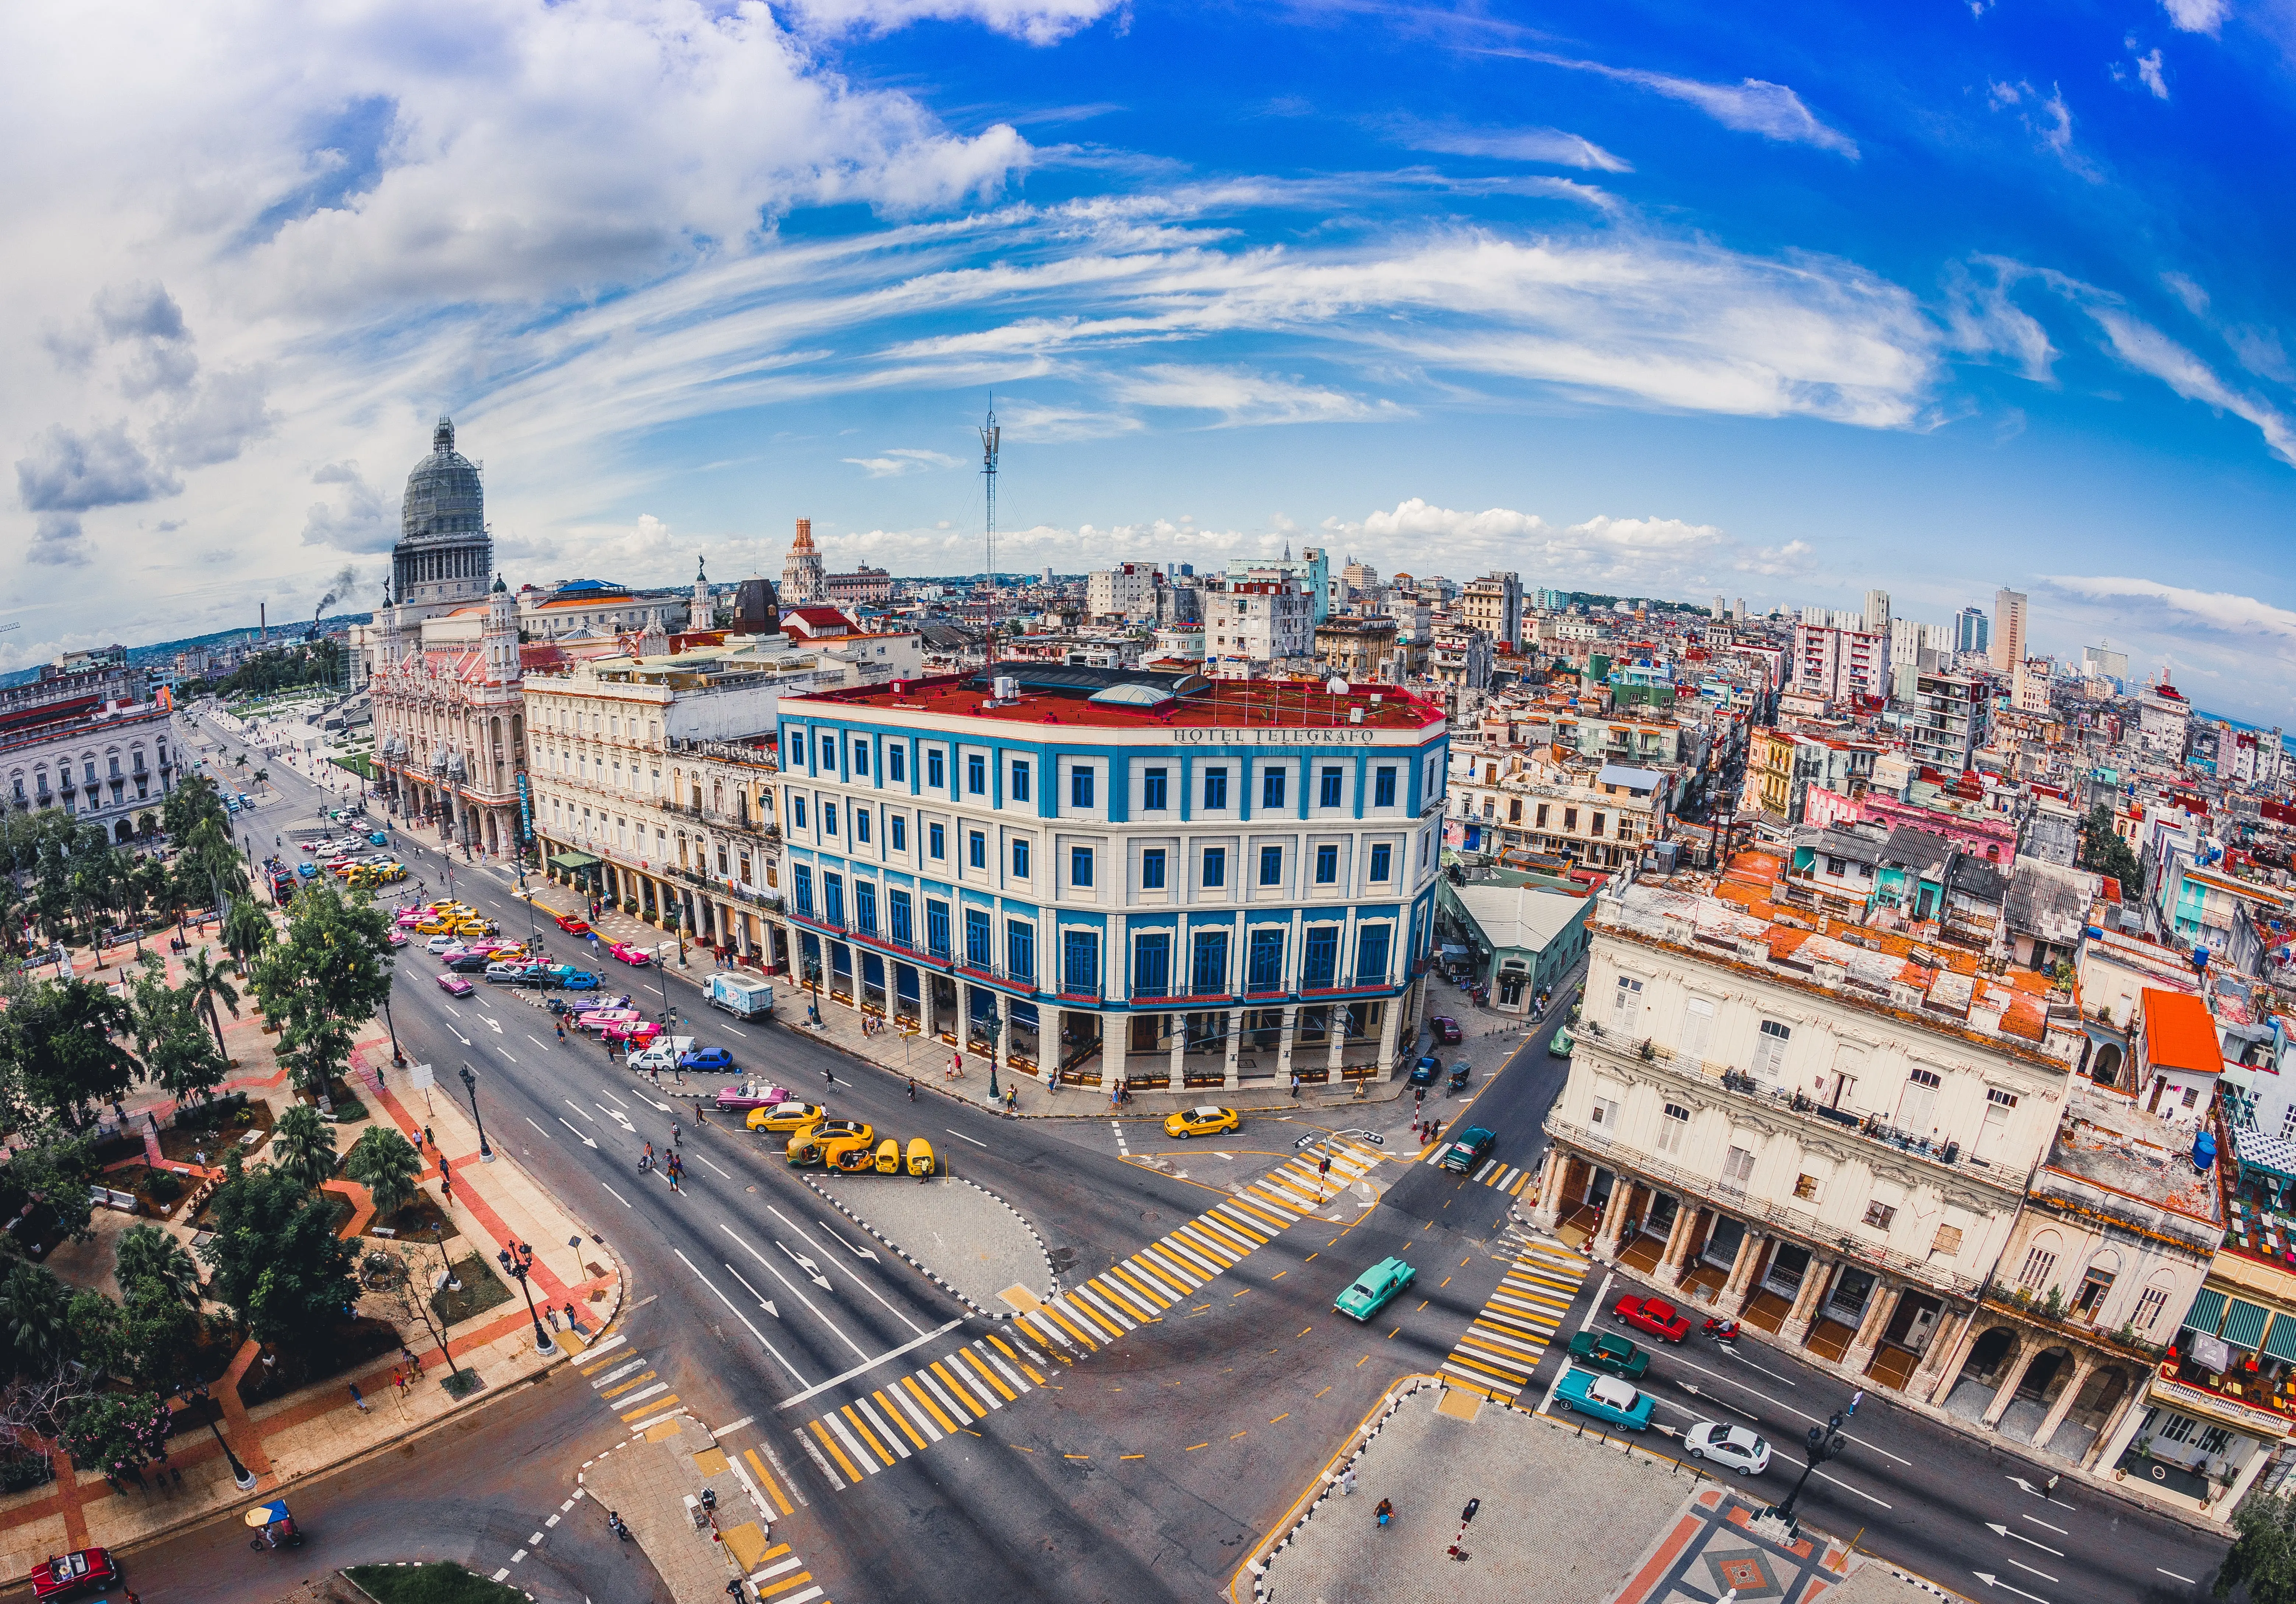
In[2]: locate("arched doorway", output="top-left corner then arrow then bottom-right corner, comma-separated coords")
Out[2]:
2000,1346 -> 2076,1442
113,819 -> 134,843
2047,1366 -> 2130,1463
1944,1327 -> 2021,1422
2092,1041 -> 2124,1089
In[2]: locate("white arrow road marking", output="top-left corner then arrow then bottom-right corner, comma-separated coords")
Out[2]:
2021,1513 -> 2069,1536
482,1016 -> 502,1034
944,1127 -> 988,1148
777,1241 -> 833,1290
2158,1568 -> 2196,1584
721,1227 -> 868,1358
673,1248 -> 808,1388
1721,1346 -> 1799,1385
1650,1423 -> 1680,1439
597,1104 -> 635,1133
524,1117 -> 552,1140
564,1100 -> 595,1122
766,1208 -> 926,1335
597,1088 -> 632,1110
1669,1354 -> 1912,1466
2005,1476 -> 2077,1509
450,1030 -> 471,1046
558,1119 -> 598,1149
723,1264 -> 781,1319
1986,1523 -> 2063,1557
1973,1572 -> 2051,1603
816,1220 -> 879,1262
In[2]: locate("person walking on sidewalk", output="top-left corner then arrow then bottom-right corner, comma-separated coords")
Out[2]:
908,1079 -> 918,1101
1340,1466 -> 1358,1496
348,1381 -> 368,1412
1004,1085 -> 1018,1117
1375,1498 -> 1394,1528
1289,1072 -> 1301,1099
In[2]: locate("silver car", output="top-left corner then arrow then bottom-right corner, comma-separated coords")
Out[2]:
1685,1421 -> 1771,1476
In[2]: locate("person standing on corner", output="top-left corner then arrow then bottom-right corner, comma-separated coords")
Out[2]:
1374,1497 -> 1394,1528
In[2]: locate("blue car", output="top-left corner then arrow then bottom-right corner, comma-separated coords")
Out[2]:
680,1046 -> 735,1073
295,862 -> 317,878
1554,1369 -> 1656,1431
557,969 -> 603,991
1409,1054 -> 1441,1088
367,830 -> 389,845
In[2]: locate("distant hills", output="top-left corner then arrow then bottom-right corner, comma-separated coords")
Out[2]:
0,613 -> 374,693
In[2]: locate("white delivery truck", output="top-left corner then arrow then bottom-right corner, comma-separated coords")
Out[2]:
706,973 -> 775,1019
627,1035 -> 696,1075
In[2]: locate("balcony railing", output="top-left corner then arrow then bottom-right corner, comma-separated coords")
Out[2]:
1578,1020 -> 1984,1177
1544,1113 -> 1985,1298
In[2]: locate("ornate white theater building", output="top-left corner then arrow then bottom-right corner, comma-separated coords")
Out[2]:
363,418 -> 531,857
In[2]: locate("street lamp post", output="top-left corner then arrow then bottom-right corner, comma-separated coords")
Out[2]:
382,993 -> 406,1067
1767,1411 -> 1846,1528
497,1241 -> 559,1356
459,1063 -> 494,1163
182,1381 -> 258,1491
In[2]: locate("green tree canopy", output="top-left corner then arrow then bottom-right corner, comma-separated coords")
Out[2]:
249,882 -> 393,1095
0,977 -> 139,1124
179,947 -> 241,1063
2080,803 -> 2146,896
0,1262 -> 74,1379
221,895 -> 271,964
2218,1486 -> 2296,1600
344,1127 -> 422,1223
115,1224 -> 201,1307
196,1163 -> 356,1356
60,1391 -> 169,1478
0,1137 -> 100,1253
268,1103 -> 338,1190
127,957 -> 228,1106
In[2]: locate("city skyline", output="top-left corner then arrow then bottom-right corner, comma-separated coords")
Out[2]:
7,1 -> 2296,718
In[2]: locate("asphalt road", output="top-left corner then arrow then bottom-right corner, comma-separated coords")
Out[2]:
159,714 -> 1558,1601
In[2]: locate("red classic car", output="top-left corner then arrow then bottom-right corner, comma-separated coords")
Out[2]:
1430,1015 -> 1464,1044
32,1548 -> 119,1600
1612,1294 -> 1692,1344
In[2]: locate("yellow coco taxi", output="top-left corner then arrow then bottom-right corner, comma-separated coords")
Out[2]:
1163,1106 -> 1241,1140
747,1101 -> 826,1134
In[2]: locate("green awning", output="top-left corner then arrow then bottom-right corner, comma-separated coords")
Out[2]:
550,851 -> 602,870
2183,1287 -> 2228,1335
2262,1313 -> 2296,1365
2225,1298 -> 2272,1351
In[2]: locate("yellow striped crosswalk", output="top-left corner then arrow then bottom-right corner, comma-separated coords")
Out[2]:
1437,1237 -> 1589,1402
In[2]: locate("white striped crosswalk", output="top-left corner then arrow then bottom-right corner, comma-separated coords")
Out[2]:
1437,1237 -> 1589,1402
801,1141 -> 1384,1489
1421,1149 -> 1536,1195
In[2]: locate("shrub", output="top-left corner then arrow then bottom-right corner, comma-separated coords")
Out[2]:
145,1172 -> 183,1204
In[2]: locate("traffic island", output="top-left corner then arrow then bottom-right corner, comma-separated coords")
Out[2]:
816,1171 -> 1056,1318
579,1416 -> 780,1604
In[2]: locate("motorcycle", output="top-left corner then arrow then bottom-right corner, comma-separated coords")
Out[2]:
1446,1064 -> 1470,1096
1703,1316 -> 1740,1344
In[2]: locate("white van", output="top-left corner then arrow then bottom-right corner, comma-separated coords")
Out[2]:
627,1035 -> 696,1075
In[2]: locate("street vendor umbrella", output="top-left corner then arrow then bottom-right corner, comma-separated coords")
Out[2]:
245,1500 -> 291,1528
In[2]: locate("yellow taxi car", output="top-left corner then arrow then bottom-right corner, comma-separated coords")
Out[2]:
1163,1105 -> 1241,1140
413,917 -> 454,935
786,1119 -> 873,1166
746,1100 -> 826,1134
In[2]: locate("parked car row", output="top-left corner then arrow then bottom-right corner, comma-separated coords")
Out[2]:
1547,1297 -> 1773,1478
741,1103 -> 935,1174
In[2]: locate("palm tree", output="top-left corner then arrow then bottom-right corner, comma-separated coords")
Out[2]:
221,896 -> 270,965
252,769 -> 268,794
114,1224 -> 202,1306
343,1127 -> 422,1225
267,1103 -> 337,1190
179,949 -> 241,1062
0,1262 -> 72,1376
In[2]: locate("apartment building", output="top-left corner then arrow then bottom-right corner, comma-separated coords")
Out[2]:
1085,564 -> 1160,624
0,648 -> 177,840
1459,572 -> 1523,651
1448,748 -> 1668,870
1792,622 -> 1888,705
770,665 -> 1448,1090
1898,671 -> 1990,773
1204,582 -> 1312,662
1312,615 -> 1425,683
1535,865 -> 2081,1403
1992,588 -> 2029,673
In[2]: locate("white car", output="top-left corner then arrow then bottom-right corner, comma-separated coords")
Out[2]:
1685,1421 -> 1771,1476
426,935 -> 464,955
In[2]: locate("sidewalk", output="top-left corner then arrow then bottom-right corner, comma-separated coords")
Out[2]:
0,1002 -> 625,1581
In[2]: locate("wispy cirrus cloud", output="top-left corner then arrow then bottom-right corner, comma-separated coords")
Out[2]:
1387,118 -> 1632,173
842,447 -> 963,477
1508,53 -> 1858,158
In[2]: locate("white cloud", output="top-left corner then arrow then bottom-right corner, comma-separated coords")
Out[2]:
2226,324 -> 2293,383
2162,0 -> 2228,35
1528,56 -> 1857,158
1987,79 -> 2098,179
301,461 -> 392,551
2086,305 -> 2296,464
1942,260 -> 2056,381
15,422 -> 179,512
1735,539 -> 1818,577
842,448 -> 962,477
2047,576 -> 2296,646
783,0 -> 1120,46
27,514 -> 91,568
2133,46 -> 2170,99
1394,122 -> 1632,173
1318,498 -> 1742,588
1108,365 -> 1397,427
2160,270 -> 2209,315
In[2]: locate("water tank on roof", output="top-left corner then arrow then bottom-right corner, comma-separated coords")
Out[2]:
2195,1130 -> 2218,1172
992,676 -> 1019,701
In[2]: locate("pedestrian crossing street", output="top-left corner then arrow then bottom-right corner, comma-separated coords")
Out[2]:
1419,1148 -> 1538,1195
800,1141 -> 1383,1491
578,1333 -> 690,1431
1436,1235 -> 1590,1403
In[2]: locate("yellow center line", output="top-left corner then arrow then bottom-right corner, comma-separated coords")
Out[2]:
1460,1257 -> 1470,1267
1185,1442 -> 1210,1451
1298,1327 -> 1313,1337
1120,1453 -> 1145,1460
1232,1288 -> 1250,1298
1416,1300 -> 1429,1311
1439,1277 -> 1452,1289
1229,1430 -> 1247,1440
1356,1355 -> 1369,1367
1270,1412 -> 1290,1424
1386,1327 -> 1401,1339
1305,1251 -> 1318,1262
1271,1269 -> 1287,1279
1063,1453 -> 1089,1460
959,1427 -> 981,1437
1313,1385 -> 1331,1398
1012,1444 -> 1034,1453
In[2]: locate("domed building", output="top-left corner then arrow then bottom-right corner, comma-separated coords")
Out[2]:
392,417 -> 494,610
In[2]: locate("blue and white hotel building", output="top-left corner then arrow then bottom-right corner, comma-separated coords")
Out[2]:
768,666 -> 1450,1090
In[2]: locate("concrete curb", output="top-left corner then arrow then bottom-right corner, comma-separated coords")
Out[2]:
1232,1373 -> 1443,1604
797,1168 -> 1058,1320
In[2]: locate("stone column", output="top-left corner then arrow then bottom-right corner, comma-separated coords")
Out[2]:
2086,1382 -> 2151,1474
2030,1352 -> 2097,1454
1720,1235 -> 1771,1317
1843,1281 -> 1899,1374
916,968 -> 936,1039
1530,1150 -> 1566,1228
1377,991 -> 1404,1078
1275,1004 -> 1301,1085
1596,1182 -> 1636,1256
1224,1013 -> 1243,1090
1781,1258 -> 1833,1344
1660,1208 -> 1703,1286
1913,1305 -> 1974,1400
1326,1010 -> 1347,1083
1658,1202 -> 1696,1272
1168,1014 -> 1186,1093
1922,1310 -> 1990,1409
1980,1344 -> 2035,1428
1101,1009 -> 1128,1096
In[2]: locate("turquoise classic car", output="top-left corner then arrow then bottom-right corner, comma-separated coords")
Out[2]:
1334,1257 -> 1415,1321
1554,1368 -> 1656,1430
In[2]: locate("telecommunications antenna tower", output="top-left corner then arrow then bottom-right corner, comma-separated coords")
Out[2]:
980,404 -> 1000,674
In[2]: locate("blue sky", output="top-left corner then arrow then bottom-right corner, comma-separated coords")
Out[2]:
6,0 -> 2296,718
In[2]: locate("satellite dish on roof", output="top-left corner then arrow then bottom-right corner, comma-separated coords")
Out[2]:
1325,676 -> 1349,696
